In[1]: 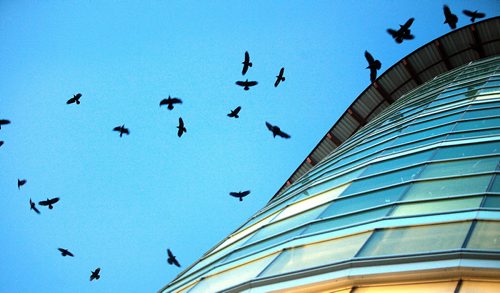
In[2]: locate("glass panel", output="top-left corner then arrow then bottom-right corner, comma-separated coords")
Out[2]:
462,107 -> 500,119
489,175 -> 500,192
419,157 -> 500,178
469,101 -> 500,110
390,196 -> 483,217
383,135 -> 447,154
354,281 -> 458,293
306,169 -> 364,196
454,117 -> 500,131
427,92 -> 473,109
261,232 -> 371,277
395,123 -> 455,145
447,128 -> 500,140
403,175 -> 492,201
189,253 -> 278,293
475,92 -> 500,101
304,206 -> 391,235
362,150 -> 434,177
358,221 -> 471,257
404,112 -> 463,134
466,221 -> 500,251
342,166 -> 421,196
483,196 -> 500,208
247,204 -> 327,245
433,141 -> 500,160
460,281 -> 500,293
324,185 -> 405,216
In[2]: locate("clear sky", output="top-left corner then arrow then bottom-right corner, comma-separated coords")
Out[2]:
0,1 -> 498,292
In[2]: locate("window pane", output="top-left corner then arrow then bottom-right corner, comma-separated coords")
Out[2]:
462,107 -> 500,119
483,196 -> 500,208
404,112 -> 464,134
358,222 -> 471,257
384,135 -> 447,154
395,123 -> 455,145
433,141 -> 500,160
304,207 -> 391,235
363,150 -> 434,177
447,128 -> 500,140
189,253 -> 278,293
342,167 -> 421,196
460,281 -> 500,293
454,117 -> 500,131
419,157 -> 499,178
489,175 -> 500,192
354,281 -> 458,293
391,196 -> 483,217
403,175 -> 492,201
323,185 -> 405,217
261,233 -> 371,277
466,221 -> 500,251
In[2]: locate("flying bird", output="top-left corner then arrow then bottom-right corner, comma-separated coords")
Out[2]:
113,125 -> 129,137
167,249 -> 181,267
0,119 -> 11,129
66,93 -> 82,105
227,106 -> 241,118
90,268 -> 101,281
159,96 -> 182,110
265,122 -> 291,139
58,248 -> 74,257
364,51 -> 381,82
274,67 -> 285,87
462,10 -> 485,22
242,51 -> 252,75
229,190 -> 251,202
177,117 -> 186,137
38,197 -> 60,209
235,79 -> 258,91
443,5 -> 458,29
30,198 -> 40,214
387,18 -> 415,44
18,179 -> 27,190
0,141 -> 3,147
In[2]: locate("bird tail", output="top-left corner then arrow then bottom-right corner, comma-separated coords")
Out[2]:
235,114 -> 239,118
249,62 -> 252,67
239,197 -> 243,202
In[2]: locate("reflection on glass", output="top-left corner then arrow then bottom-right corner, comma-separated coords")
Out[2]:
447,128 -> 500,140
488,175 -> 500,193
433,141 -> 500,160
403,175 -> 492,201
395,123 -> 455,145
304,207 -> 391,235
391,196 -> 483,217
459,281 -> 500,293
462,107 -> 500,119
454,118 -> 500,131
419,157 -> 499,179
466,221 -> 500,251
189,253 -> 278,293
342,166 -> 421,196
363,150 -> 434,177
483,196 -> 500,208
404,112 -> 464,134
358,222 -> 470,257
354,281 -> 458,293
261,233 -> 371,277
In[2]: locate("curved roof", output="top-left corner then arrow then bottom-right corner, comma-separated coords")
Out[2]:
272,16 -> 500,201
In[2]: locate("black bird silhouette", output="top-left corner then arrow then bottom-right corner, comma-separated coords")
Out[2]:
113,125 -> 129,137
18,179 -> 27,190
167,249 -> 181,267
443,5 -> 458,29
58,248 -> 74,257
387,18 -> 415,44
0,141 -> 3,147
30,198 -> 40,214
236,79 -> 258,91
242,51 -> 252,75
265,122 -> 291,139
0,119 -> 11,129
229,190 -> 251,202
90,268 -> 101,281
159,96 -> 182,110
463,10 -> 485,22
38,197 -> 59,209
274,67 -> 285,87
364,51 -> 381,82
227,106 -> 241,118
66,93 -> 82,105
177,117 -> 186,137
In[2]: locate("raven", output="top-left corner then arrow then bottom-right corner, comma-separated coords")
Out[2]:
463,10 -> 485,22
177,118 -> 186,138
364,51 -> 381,82
18,179 -> 27,190
167,249 -> 181,267
274,67 -> 285,87
58,248 -> 74,257
265,122 -> 291,139
235,79 -> 258,91
30,198 -> 40,214
0,119 -> 11,130
227,106 -> 241,118
387,18 -> 415,44
159,96 -> 182,110
67,93 -> 82,105
443,5 -> 458,29
113,125 -> 130,137
229,190 -> 251,202
38,197 -> 60,209
242,51 -> 252,75
90,268 -> 101,281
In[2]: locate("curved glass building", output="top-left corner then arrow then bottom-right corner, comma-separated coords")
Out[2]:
161,17 -> 500,293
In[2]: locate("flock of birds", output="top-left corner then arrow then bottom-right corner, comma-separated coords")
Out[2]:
0,4 -> 489,286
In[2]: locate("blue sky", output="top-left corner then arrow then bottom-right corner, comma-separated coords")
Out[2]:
0,1 -> 498,292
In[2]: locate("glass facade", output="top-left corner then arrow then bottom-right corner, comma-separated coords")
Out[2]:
161,35 -> 500,293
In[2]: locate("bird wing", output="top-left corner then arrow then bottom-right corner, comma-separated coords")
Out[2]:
171,98 -> 182,104
370,67 -> 377,82
123,128 -> 130,135
244,51 -> 249,62
173,259 -> 181,267
403,18 -> 414,29
58,248 -> 65,253
241,190 -> 251,196
278,131 -> 291,138
265,122 -> 273,131
443,5 -> 452,18
0,119 -> 11,125
475,11 -> 486,18
113,126 -> 121,131
234,106 -> 241,114
159,99 -> 168,106
279,67 -> 284,76
364,51 -> 375,63
75,93 -> 82,99
178,118 -> 184,127
402,34 -> 415,40
33,206 -> 40,214
167,249 -> 174,258
387,29 -> 398,38
48,197 -> 60,204
66,97 -> 75,104
462,10 -> 474,17
235,81 -> 245,86
38,200 -> 49,206
95,268 -> 100,275
67,251 -> 74,257
229,192 -> 241,197
247,81 -> 258,86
